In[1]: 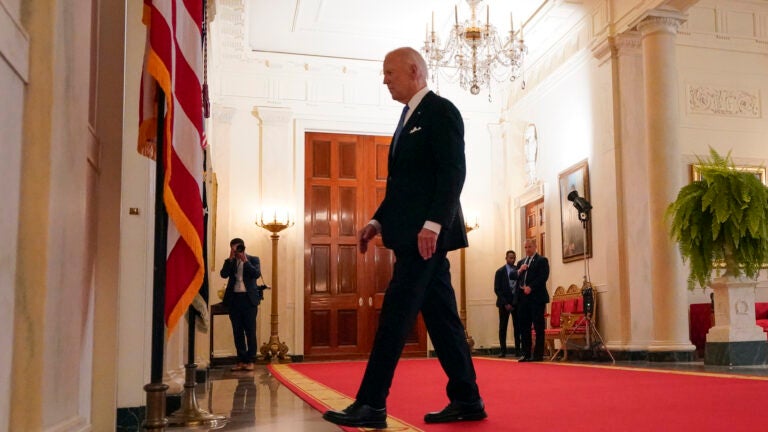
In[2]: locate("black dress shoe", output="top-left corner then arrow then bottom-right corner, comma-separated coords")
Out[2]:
497,352 -> 506,358
424,400 -> 487,423
322,401 -> 387,429
514,350 -> 522,357
519,356 -> 532,362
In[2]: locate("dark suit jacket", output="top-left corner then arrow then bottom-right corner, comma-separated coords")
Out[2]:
219,254 -> 262,307
373,91 -> 467,252
494,265 -> 517,307
512,254 -> 550,305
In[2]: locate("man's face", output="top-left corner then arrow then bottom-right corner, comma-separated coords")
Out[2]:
524,242 -> 536,256
382,53 -> 413,104
505,253 -> 516,265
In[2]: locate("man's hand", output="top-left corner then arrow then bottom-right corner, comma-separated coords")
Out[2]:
417,228 -> 437,260
523,285 -> 532,295
358,224 -> 378,253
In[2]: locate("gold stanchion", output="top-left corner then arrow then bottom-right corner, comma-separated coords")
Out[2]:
166,364 -> 228,428
459,220 -> 479,349
256,211 -> 294,362
142,383 -> 168,431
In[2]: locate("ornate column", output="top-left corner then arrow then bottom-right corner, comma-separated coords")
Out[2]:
592,33 -> 654,353
637,12 -> 695,360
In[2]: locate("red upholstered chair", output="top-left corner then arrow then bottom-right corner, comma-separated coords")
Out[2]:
755,303 -> 768,336
688,303 -> 714,357
543,287 -> 567,357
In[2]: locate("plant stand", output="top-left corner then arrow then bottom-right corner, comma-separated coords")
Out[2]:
705,276 -> 768,365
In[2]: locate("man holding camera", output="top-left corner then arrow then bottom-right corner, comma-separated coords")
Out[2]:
220,237 -> 262,371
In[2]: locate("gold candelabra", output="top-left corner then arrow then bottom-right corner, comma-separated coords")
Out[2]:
256,211 -> 294,363
460,219 -> 479,349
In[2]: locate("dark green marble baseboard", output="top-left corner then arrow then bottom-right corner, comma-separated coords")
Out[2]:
705,341 -> 768,366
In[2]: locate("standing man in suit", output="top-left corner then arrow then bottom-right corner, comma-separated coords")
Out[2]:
219,237 -> 262,372
512,238 -> 550,362
494,250 -> 521,357
323,47 -> 486,429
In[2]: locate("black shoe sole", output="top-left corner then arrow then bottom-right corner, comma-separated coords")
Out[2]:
322,412 -> 387,429
424,410 -> 488,423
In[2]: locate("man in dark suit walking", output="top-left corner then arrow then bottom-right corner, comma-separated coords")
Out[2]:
323,47 -> 485,429
494,250 -> 521,357
219,237 -> 262,371
512,238 -> 550,362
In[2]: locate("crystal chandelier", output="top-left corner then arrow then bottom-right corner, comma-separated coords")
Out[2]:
422,0 -> 528,98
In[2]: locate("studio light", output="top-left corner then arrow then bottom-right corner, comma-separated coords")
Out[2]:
567,190 -> 592,222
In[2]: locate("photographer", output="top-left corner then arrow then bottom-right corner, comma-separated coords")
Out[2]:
220,237 -> 262,371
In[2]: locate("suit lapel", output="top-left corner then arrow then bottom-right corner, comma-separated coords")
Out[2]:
389,93 -> 431,163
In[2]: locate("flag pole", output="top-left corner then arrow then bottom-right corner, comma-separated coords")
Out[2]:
143,87 -> 169,432
166,151 -> 227,428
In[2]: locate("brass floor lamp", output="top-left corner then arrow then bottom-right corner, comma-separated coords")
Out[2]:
256,211 -> 294,363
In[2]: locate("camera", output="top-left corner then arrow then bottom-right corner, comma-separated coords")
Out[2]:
235,243 -> 245,253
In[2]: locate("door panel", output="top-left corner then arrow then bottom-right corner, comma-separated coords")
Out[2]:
305,133 -> 427,360
525,198 -> 546,256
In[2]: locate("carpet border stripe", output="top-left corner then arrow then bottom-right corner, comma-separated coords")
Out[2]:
268,363 -> 424,431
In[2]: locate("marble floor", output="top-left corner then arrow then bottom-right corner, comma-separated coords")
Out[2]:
172,355 -> 768,432
174,364 -> 339,432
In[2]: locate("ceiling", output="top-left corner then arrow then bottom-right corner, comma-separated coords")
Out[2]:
246,0 -> 583,63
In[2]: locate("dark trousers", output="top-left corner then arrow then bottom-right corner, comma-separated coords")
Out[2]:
356,248 -> 480,408
228,293 -> 258,363
519,301 -> 546,358
498,306 -> 521,353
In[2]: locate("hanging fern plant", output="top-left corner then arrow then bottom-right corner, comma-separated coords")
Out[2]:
667,148 -> 768,289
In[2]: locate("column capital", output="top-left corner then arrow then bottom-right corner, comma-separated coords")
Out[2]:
636,10 -> 686,36
591,32 -> 641,64
252,106 -> 293,125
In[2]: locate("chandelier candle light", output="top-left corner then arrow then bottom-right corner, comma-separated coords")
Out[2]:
422,0 -> 527,98
255,209 -> 295,362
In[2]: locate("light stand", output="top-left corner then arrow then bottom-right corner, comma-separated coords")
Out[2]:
256,212 -> 294,363
553,192 -> 615,363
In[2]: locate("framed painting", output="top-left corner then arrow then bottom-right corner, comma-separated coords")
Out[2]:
558,159 -> 592,263
690,164 -> 767,185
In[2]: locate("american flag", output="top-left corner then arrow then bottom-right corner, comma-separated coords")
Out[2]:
138,0 -> 206,334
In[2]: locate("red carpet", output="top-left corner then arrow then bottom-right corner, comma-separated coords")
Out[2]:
269,358 -> 768,431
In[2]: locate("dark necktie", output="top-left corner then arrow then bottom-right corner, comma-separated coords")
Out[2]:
523,256 -> 532,285
391,104 -> 409,153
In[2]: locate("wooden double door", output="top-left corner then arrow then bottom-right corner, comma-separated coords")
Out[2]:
303,132 -> 427,360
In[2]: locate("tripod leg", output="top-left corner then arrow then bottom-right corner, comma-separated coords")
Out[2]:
588,321 -> 615,364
